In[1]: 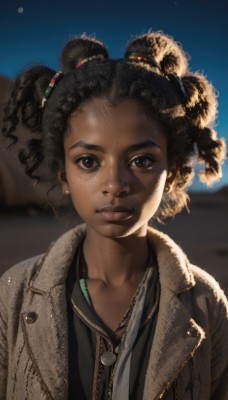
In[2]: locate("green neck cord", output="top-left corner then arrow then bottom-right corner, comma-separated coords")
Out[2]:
79,278 -> 91,306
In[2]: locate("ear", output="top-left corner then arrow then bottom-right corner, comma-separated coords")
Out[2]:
56,170 -> 70,195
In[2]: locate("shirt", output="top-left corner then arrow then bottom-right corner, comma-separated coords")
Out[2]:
67,244 -> 160,400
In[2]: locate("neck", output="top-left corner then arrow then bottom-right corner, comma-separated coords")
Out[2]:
83,227 -> 150,286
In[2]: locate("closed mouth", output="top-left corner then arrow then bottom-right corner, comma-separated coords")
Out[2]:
97,205 -> 134,213
97,205 -> 134,221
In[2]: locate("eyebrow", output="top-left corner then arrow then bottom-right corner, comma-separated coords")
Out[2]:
69,141 -> 104,152
69,139 -> 161,153
127,140 -> 161,152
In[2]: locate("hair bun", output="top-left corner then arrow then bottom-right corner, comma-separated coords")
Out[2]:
60,35 -> 109,72
125,31 -> 188,76
182,73 -> 217,128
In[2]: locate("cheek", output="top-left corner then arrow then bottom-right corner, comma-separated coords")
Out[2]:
144,167 -> 167,193
68,189 -> 89,219
141,171 -> 167,209
66,173 -> 95,215
153,170 -> 167,193
65,163 -> 87,190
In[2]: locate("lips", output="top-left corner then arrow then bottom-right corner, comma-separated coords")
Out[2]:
97,205 -> 134,221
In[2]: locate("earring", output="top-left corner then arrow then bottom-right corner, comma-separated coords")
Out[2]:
64,189 -> 70,195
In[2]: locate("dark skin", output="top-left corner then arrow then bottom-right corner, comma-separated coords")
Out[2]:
58,98 -> 175,332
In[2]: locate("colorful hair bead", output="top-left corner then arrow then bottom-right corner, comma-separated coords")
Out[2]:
128,54 -> 186,103
128,53 -> 160,70
76,54 -> 105,68
40,70 -> 64,109
128,55 -> 148,63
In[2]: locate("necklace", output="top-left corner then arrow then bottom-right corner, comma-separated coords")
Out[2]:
107,266 -> 150,400
111,267 -> 149,339
79,278 -> 91,306
78,242 -> 151,337
79,262 -> 149,336
76,242 -> 152,400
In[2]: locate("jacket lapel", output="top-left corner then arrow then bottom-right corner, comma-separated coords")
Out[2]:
143,227 -> 206,399
21,225 -> 87,399
21,285 -> 69,399
143,288 -> 205,399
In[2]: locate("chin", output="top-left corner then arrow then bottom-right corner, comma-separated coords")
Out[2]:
92,220 -> 148,239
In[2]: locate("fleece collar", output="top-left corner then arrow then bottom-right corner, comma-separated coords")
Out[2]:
30,224 -> 195,295
147,226 -> 195,293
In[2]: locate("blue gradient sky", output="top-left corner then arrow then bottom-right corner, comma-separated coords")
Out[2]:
0,0 -> 227,191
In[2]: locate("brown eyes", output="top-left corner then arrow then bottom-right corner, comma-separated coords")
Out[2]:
75,155 -> 99,170
129,155 -> 154,169
74,155 -> 155,171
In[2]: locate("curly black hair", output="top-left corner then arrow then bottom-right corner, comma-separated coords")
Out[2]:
2,32 -> 226,219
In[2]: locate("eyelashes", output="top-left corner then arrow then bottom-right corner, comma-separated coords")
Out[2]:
74,155 -> 100,170
129,155 -> 155,169
74,154 -> 156,171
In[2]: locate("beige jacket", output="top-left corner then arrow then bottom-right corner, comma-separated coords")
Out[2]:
0,224 -> 227,400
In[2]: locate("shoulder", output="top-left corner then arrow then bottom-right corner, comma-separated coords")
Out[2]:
190,263 -> 227,308
1,254 -> 43,279
0,223 -> 87,307
0,223 -> 86,288
147,226 -> 227,306
186,264 -> 228,340
190,265 -> 228,393
0,254 -> 44,325
0,254 -> 44,298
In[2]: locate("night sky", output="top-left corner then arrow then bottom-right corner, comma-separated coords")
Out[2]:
0,0 -> 227,191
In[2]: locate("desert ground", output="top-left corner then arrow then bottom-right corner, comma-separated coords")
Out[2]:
0,190 -> 227,296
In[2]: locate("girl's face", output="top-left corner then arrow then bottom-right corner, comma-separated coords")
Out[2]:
59,98 -> 171,238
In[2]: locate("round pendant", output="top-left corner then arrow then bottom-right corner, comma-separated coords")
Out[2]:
100,351 -> 117,366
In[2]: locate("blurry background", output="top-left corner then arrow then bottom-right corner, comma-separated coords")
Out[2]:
0,0 -> 227,294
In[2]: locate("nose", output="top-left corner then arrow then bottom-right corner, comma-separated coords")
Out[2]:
102,163 -> 130,197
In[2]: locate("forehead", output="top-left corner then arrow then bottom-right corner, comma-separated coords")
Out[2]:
67,97 -> 167,149
70,97 -> 159,126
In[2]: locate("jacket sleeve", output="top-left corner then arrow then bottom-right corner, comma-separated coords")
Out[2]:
0,273 -> 9,399
210,291 -> 228,399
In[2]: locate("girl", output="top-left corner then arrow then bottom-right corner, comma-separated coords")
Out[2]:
0,31 -> 227,400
